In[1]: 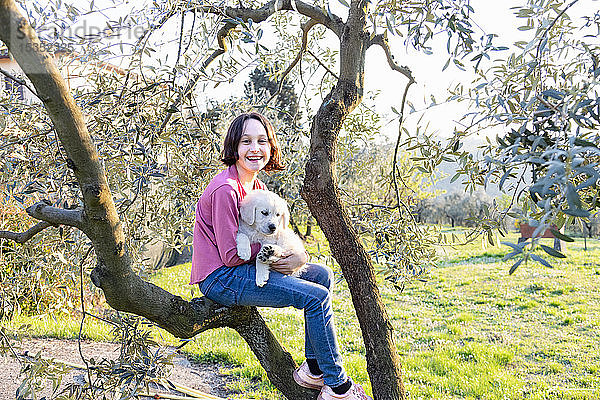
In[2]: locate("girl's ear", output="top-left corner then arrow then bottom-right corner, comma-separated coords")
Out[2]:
240,200 -> 256,225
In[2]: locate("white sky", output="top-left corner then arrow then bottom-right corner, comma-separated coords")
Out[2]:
194,0 -> 528,144
27,0 -> 595,145
363,0 -> 524,142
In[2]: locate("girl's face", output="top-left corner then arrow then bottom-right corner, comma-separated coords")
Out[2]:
236,118 -> 271,177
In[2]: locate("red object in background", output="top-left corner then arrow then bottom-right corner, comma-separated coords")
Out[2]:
519,223 -> 558,239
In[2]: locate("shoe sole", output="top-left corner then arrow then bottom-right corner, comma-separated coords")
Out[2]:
293,370 -> 324,390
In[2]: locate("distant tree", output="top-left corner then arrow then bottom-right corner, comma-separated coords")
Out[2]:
417,191 -> 492,228
244,64 -> 301,126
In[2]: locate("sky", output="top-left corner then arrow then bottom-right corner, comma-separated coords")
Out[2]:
25,0 -> 594,140
191,0 -> 527,144
362,0 -> 524,141
23,0 -> 594,162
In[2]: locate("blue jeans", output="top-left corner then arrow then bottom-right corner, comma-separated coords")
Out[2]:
199,262 -> 348,387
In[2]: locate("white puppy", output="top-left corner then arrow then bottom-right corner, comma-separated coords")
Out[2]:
236,189 -> 307,287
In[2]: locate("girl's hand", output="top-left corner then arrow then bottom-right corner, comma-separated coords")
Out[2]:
270,250 -> 308,275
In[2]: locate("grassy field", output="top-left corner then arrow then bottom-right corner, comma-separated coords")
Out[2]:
5,230 -> 600,399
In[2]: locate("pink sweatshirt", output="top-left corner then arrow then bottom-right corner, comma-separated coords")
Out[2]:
190,165 -> 266,284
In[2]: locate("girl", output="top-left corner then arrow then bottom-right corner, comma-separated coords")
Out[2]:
191,112 -> 372,400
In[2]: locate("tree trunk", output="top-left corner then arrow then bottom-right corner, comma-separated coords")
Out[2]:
301,1 -> 406,398
0,2 -> 316,398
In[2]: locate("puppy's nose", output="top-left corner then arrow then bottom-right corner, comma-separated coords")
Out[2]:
268,223 -> 276,233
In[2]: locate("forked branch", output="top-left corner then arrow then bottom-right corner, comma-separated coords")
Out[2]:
198,0 -> 343,37
0,202 -> 82,243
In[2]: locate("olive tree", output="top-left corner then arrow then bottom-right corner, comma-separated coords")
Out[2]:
0,0 -> 494,398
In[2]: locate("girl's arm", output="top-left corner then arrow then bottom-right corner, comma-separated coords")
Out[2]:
211,185 -> 260,267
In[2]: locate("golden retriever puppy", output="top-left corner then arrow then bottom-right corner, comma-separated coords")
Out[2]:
236,189 -> 306,287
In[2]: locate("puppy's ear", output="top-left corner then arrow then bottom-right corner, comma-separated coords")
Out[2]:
240,196 -> 256,225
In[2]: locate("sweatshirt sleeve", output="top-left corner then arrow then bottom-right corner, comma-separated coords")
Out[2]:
211,185 -> 260,267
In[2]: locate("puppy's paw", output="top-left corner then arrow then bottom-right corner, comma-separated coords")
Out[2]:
256,279 -> 267,287
236,233 -> 251,261
258,244 -> 282,264
255,261 -> 270,286
237,242 -> 251,261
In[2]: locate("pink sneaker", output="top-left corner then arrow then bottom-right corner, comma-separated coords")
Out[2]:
317,381 -> 373,400
293,360 -> 324,389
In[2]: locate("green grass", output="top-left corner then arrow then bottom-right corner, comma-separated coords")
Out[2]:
4,313 -> 113,341
4,229 -> 600,399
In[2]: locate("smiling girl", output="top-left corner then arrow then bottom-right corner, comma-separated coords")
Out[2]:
191,112 -> 372,399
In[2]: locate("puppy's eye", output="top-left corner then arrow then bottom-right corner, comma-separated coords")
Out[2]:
261,210 -> 269,216
276,213 -> 280,217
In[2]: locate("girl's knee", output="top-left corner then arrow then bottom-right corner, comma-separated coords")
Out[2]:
320,264 -> 334,291
306,263 -> 334,290
304,284 -> 331,312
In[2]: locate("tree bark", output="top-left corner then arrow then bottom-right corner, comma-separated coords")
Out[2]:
301,0 -> 406,399
0,2 -> 316,398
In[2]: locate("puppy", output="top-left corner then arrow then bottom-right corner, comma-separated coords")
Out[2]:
236,189 -> 307,287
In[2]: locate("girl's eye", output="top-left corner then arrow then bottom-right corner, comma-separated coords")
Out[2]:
241,140 -> 250,144
261,210 -> 269,216
259,139 -> 268,144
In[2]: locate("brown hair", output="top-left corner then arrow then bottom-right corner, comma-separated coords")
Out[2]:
220,112 -> 284,172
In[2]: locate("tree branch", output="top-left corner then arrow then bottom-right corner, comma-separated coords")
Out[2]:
265,18 -> 318,107
391,120 -> 418,226
198,0 -> 343,38
370,34 -> 415,84
0,67 -> 40,100
368,33 -> 418,222
88,268 -> 317,400
25,202 -> 84,229
154,19 -> 236,140
307,49 -> 338,80
0,221 -> 54,244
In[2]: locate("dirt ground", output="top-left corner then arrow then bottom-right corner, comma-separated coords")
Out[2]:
0,337 -> 238,399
